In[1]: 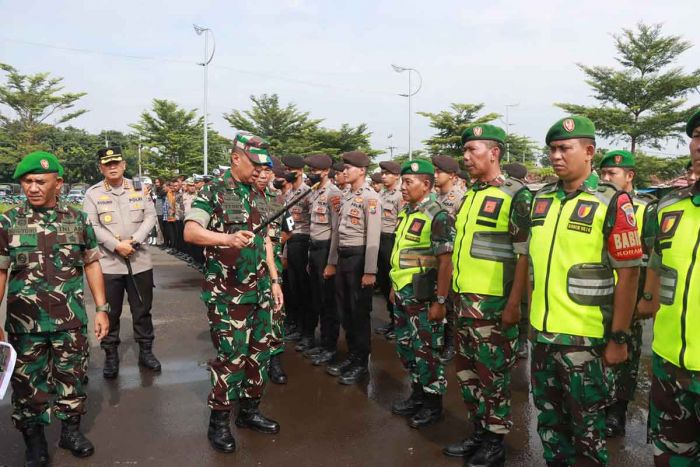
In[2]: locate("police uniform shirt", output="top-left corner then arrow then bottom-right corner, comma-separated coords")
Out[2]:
285,182 -> 312,236
380,185 -> 403,234
328,182 -> 382,274
309,182 -> 342,241
437,184 -> 466,219
83,178 -> 157,275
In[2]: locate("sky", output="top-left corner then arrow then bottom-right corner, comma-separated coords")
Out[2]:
1,0 -> 699,162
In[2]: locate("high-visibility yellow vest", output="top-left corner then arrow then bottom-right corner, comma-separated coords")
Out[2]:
652,187 -> 700,370
452,179 -> 525,297
389,200 -> 445,291
529,182 -> 622,338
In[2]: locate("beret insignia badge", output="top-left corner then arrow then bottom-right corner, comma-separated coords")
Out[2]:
614,155 -> 622,164
563,119 -> 575,132
473,126 -> 483,137
411,162 -> 419,172
40,159 -> 49,169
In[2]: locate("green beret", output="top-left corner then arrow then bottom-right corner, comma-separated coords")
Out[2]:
545,116 -> 596,145
686,109 -> 700,137
600,150 -> 635,169
461,124 -> 506,146
13,151 -> 64,180
401,159 -> 434,176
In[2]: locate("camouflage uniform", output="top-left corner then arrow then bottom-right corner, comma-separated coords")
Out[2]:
259,188 -> 285,357
0,202 -> 101,429
393,201 -> 454,395
452,178 -> 532,435
185,169 -> 273,409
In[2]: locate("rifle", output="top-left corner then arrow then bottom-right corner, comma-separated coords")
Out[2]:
252,182 -> 319,235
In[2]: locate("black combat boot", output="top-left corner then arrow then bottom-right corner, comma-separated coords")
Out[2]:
442,423 -> 485,458
338,363 -> 369,385
138,342 -> 162,372
58,416 -> 95,458
326,357 -> 354,377
311,349 -> 336,366
439,343 -> 455,363
208,410 -> 236,453
408,393 -> 443,428
235,398 -> 280,434
374,322 -> 393,335
605,400 -> 628,438
391,383 -> 424,416
303,346 -> 322,359
21,425 -> 49,467
269,354 -> 288,385
294,336 -> 314,352
466,431 -> 505,467
103,347 -> 119,379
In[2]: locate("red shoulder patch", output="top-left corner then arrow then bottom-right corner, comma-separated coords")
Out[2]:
608,194 -> 642,262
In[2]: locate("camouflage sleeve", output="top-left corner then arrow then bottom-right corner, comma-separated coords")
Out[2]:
0,214 -> 11,270
185,184 -> 215,228
431,211 -> 455,256
642,201 -> 659,253
80,211 -> 102,264
511,188 -> 533,255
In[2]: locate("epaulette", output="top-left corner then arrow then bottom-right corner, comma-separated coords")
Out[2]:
419,200 -> 446,221
658,185 -> 694,211
497,177 -> 526,199
537,182 -> 558,195
589,181 -> 619,206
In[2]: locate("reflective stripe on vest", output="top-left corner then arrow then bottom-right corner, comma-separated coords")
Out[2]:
529,186 -> 617,338
389,201 -> 442,291
452,180 -> 523,296
652,194 -> 700,370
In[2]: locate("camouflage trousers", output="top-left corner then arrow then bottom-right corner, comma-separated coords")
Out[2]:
455,316 -> 518,434
8,327 -> 88,429
394,286 -> 446,395
264,288 -> 285,357
207,302 -> 272,410
608,318 -> 643,403
531,343 -> 609,466
649,352 -> 700,465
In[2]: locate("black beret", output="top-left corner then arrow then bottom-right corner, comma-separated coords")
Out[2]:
502,163 -> 528,180
270,156 -> 286,177
458,170 -> 470,181
97,146 -> 123,163
304,154 -> 333,170
431,155 -> 460,174
281,155 -> 305,169
379,161 -> 401,175
342,151 -> 370,168
370,172 -> 383,183
331,161 -> 345,172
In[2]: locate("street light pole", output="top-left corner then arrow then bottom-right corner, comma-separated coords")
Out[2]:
391,64 -> 422,161
194,24 -> 216,175
504,103 -> 519,163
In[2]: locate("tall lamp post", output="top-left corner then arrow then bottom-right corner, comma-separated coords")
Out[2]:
391,64 -> 422,161
504,103 -> 519,162
194,24 -> 216,175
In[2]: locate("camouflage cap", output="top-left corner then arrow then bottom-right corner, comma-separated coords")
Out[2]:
281,155 -> 305,169
401,159 -> 434,176
304,154 -> 333,170
462,124 -> 506,146
14,151 -> 64,180
600,150 -> 635,169
342,151 -> 370,168
97,146 -> 124,164
370,172 -> 383,183
431,154 -> 460,174
378,161 -> 401,175
545,116 -> 596,145
686,108 -> 700,137
232,132 -> 272,166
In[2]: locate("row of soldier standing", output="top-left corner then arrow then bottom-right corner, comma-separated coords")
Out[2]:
1,109 -> 699,467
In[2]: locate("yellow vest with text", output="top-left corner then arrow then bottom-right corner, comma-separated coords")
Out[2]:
652,187 -> 700,370
389,201 -> 444,291
452,179 -> 525,297
529,183 -> 624,338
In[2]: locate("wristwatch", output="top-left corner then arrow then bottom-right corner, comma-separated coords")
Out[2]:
436,295 -> 447,305
96,303 -> 111,313
641,292 -> 653,301
271,278 -> 283,285
609,330 -> 630,345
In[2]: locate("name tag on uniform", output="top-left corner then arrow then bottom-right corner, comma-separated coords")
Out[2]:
57,224 -> 81,234
222,194 -> 244,211
8,227 -> 36,235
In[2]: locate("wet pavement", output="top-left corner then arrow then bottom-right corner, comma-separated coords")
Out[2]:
0,248 -> 655,466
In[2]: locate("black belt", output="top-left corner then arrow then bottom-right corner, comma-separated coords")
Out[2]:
309,239 -> 331,250
288,233 -> 310,244
338,246 -> 364,258
381,232 -> 395,239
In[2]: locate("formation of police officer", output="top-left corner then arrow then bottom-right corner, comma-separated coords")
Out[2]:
0,152 -> 110,466
83,147 -> 161,379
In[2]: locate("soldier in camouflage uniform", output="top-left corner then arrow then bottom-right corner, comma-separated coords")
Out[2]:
644,110 -> 700,466
528,117 -> 642,466
0,151 -> 110,466
598,150 -> 658,438
184,133 -> 284,453
389,159 -> 454,429
443,126 -> 532,466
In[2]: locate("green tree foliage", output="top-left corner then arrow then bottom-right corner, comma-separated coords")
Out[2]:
505,134 -> 540,165
418,103 -> 500,157
556,23 -> 700,153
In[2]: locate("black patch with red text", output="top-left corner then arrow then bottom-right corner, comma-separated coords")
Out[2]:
478,196 -> 503,219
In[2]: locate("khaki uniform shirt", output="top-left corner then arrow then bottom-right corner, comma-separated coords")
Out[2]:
285,182 -> 311,236
310,182 -> 343,242
380,185 -> 403,234
328,182 -> 382,274
83,178 -> 157,275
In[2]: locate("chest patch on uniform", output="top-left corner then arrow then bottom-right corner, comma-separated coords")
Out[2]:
330,196 -> 341,213
532,198 -> 553,220
659,211 -> 682,238
57,224 -> 81,234
408,218 -> 425,236
567,200 -> 598,233
368,199 -> 378,214
478,196 -> 503,219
